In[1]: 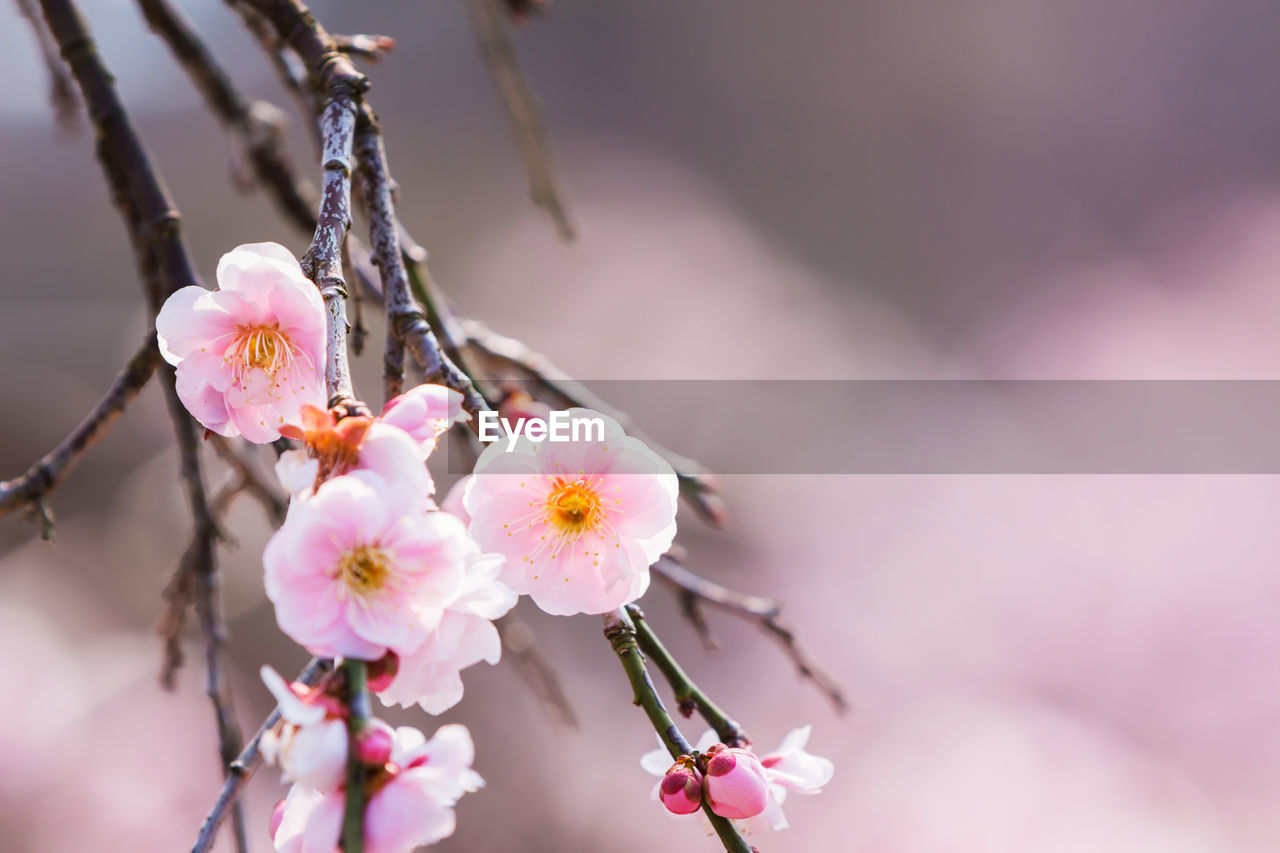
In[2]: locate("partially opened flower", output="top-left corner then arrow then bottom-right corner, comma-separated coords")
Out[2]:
463,408 -> 678,615
276,405 -> 431,508
263,471 -> 468,659
270,724 -> 482,853
703,744 -> 770,819
376,542 -> 517,714
156,242 -> 325,443
259,666 -> 348,792
379,384 -> 468,450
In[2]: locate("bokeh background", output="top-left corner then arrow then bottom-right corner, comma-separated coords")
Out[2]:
6,1 -> 1280,850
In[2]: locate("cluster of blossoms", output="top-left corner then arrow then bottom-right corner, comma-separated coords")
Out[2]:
642,727 -> 834,835
162,243 -> 773,849
261,667 -> 482,853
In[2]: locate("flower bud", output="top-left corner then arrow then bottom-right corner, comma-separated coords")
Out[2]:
703,743 -> 770,819
356,719 -> 396,767
367,651 -> 400,693
659,758 -> 703,815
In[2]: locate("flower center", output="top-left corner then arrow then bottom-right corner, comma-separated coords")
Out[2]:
228,324 -> 292,378
545,480 -> 602,537
337,545 -> 391,598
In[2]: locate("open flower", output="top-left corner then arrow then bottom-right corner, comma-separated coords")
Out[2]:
463,408 -> 678,615
270,724 -> 483,853
640,727 -> 833,834
376,541 -> 517,714
259,666 -> 348,792
263,471 -> 469,660
156,242 -> 325,443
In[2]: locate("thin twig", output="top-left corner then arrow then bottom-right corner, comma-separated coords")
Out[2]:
627,603 -> 750,748
333,33 -> 396,62
465,0 -> 574,240
208,435 -> 288,524
495,614 -> 578,727
15,0 -> 79,130
191,657 -> 332,853
353,105 -> 487,413
652,554 -> 850,715
603,608 -> 752,853
341,659 -> 371,853
242,0 -> 367,407
462,319 -> 729,527
0,336 -> 160,532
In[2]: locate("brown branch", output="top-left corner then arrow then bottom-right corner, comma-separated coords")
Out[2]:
495,613 -> 578,727
15,0 -> 79,130
353,105 -> 487,413
652,554 -> 850,715
208,435 -> 288,524
462,319 -> 729,527
465,0 -> 574,240
191,658 -> 332,853
240,0 -> 368,406
0,336 -> 160,533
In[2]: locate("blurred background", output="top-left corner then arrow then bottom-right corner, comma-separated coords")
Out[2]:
5,0 -> 1280,850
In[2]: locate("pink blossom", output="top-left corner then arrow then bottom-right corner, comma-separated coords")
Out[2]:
259,666 -> 348,792
276,406 -> 431,509
462,408 -> 678,615
376,540 -> 517,714
704,744 -> 770,819
271,724 -> 482,853
659,758 -> 704,815
263,471 -> 469,660
155,242 -> 326,443
379,384 -> 467,449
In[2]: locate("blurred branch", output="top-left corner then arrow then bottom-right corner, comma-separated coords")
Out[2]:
462,319 -> 729,527
14,0 -> 79,130
603,607 -> 752,853
333,32 -> 397,62
0,336 -> 160,535
465,0 -> 574,240
208,435 -> 288,525
495,613 -> 578,727
652,553 -> 850,715
191,657 -> 332,853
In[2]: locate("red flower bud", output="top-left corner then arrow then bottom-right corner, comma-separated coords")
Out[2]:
659,757 -> 704,815
703,743 -> 770,819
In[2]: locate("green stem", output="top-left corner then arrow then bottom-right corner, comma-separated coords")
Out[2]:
603,609 -> 753,853
340,659 -> 370,853
627,604 -> 750,748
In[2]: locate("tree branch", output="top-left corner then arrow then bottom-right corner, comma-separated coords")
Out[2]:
0,335 -> 160,533
15,0 -> 79,130
602,608 -> 752,853
353,105 -> 487,413
341,659 -> 371,853
652,554 -> 850,715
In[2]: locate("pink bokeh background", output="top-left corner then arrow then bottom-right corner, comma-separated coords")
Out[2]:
5,1 -> 1280,850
